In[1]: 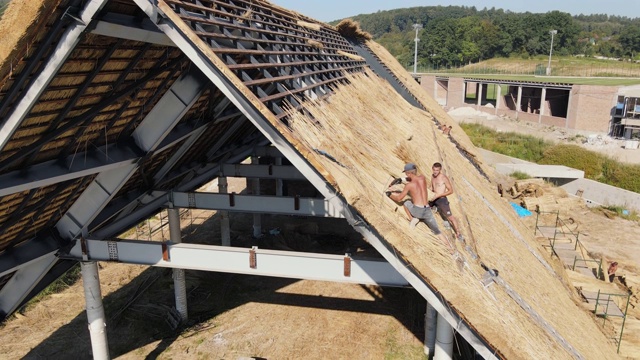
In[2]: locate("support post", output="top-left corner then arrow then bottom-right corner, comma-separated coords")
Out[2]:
495,84 -> 502,115
251,156 -> 262,237
516,86 -> 523,119
218,176 -> 231,246
477,83 -> 483,108
275,157 -> 283,197
539,87 -> 547,122
434,311 -> 454,360
424,302 -> 438,358
81,261 -> 110,360
168,207 -> 188,322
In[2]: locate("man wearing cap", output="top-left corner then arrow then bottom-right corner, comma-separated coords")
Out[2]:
388,163 -> 454,253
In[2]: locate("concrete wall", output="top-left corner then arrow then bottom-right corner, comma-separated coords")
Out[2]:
446,77 -> 466,108
567,85 -> 619,132
556,178 -> 640,211
421,75 -> 436,99
478,149 -> 640,211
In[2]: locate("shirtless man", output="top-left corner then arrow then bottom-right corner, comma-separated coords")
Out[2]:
388,163 -> 453,252
429,162 -> 463,241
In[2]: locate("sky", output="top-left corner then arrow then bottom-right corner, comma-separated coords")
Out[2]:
269,0 -> 640,23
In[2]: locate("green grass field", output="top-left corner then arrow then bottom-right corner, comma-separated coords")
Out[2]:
460,123 -> 640,193
422,56 -> 640,86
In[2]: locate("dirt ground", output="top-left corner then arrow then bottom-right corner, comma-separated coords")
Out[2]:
0,178 -> 431,360
1,119 -> 640,358
450,109 -> 640,358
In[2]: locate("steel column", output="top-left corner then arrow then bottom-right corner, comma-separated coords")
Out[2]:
251,156 -> 262,237
168,207 -> 187,322
218,177 -> 231,246
425,302 -> 437,358
434,311 -> 454,360
81,261 -> 110,360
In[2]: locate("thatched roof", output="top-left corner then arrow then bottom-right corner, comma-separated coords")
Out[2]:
0,0 -> 620,358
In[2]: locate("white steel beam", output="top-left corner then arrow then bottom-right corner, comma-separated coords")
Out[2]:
0,142 -> 140,198
252,146 -> 283,158
0,253 -> 57,317
220,163 -> 304,180
92,13 -> 174,47
0,236 -> 59,278
64,239 -> 409,287
133,1 -> 497,357
56,70 -> 206,240
0,0 -> 109,152
170,192 -> 344,218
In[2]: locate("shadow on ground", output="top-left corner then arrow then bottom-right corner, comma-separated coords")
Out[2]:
22,208 -> 429,359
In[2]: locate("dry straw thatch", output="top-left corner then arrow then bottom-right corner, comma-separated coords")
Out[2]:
297,20 -> 322,31
336,50 -> 364,62
0,0 -> 64,84
283,69 -> 618,359
335,19 -> 372,41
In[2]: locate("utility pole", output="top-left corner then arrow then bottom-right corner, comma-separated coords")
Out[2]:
547,29 -> 557,76
413,23 -> 423,74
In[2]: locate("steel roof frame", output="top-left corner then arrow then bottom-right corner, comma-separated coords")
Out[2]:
131,0 -> 498,358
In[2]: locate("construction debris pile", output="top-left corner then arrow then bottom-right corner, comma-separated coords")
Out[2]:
499,178 -> 585,213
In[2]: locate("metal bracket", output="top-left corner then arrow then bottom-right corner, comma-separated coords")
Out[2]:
107,241 -> 119,261
187,192 -> 196,208
343,253 -> 351,277
229,192 -> 235,207
249,246 -> 257,269
162,242 -> 169,261
80,236 -> 89,261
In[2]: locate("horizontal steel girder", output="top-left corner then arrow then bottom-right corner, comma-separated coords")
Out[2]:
64,239 -> 409,287
92,13 -> 174,47
220,163 -> 304,180
169,192 -> 344,218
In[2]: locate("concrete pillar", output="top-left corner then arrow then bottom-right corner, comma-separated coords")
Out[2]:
81,261 -> 110,360
539,87 -> 547,123
168,207 -> 188,322
433,312 -> 454,360
275,158 -> 283,197
218,176 -> 231,246
476,83 -> 483,108
516,86 -> 523,119
495,84 -> 502,115
424,302 -> 438,358
251,156 -> 262,237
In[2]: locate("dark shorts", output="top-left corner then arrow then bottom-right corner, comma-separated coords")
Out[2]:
430,196 -> 452,217
404,200 -> 441,235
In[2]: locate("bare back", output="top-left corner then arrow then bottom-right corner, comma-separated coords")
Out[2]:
406,174 -> 428,206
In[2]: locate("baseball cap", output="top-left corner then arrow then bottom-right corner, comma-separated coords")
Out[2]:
403,163 -> 417,172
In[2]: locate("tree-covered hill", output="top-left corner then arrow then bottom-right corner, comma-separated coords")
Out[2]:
332,6 -> 640,68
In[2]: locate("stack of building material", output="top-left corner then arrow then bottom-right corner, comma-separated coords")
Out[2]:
514,179 -> 584,212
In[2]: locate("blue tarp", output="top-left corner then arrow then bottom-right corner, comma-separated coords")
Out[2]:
510,202 -> 532,217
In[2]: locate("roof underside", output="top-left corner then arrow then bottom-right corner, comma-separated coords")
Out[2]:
0,0 -> 621,359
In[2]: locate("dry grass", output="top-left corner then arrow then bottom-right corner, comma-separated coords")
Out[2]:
335,19 -> 372,41
283,69 -> 619,359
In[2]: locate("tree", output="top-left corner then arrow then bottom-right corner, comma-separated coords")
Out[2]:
618,25 -> 640,57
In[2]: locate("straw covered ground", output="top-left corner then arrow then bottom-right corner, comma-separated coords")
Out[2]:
281,68 -> 619,358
